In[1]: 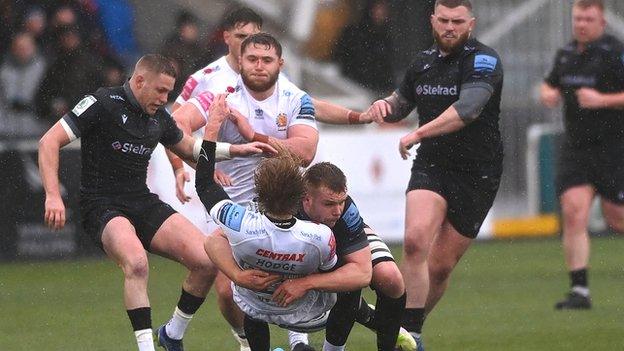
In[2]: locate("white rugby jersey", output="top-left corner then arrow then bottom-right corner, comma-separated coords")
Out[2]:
175,56 -> 238,105
189,74 -> 317,204
209,199 -> 337,326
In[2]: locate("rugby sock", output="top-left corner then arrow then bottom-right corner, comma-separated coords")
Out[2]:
322,339 -> 346,351
134,329 -> 155,351
244,314 -> 271,351
375,292 -> 406,351
325,290 -> 360,347
570,268 -> 589,295
403,307 -> 425,334
288,330 -> 309,350
232,327 -> 246,338
165,289 -> 206,339
355,297 -> 376,330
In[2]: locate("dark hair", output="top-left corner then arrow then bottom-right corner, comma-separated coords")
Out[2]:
574,0 -> 604,11
241,32 -> 282,58
254,149 -> 305,216
304,162 -> 347,194
222,7 -> 263,30
435,0 -> 472,11
135,54 -> 177,79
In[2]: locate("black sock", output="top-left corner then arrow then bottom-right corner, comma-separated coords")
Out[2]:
403,307 -> 425,334
375,292 -> 406,351
127,307 -> 152,331
326,290 -> 361,346
244,314 -> 270,351
570,268 -> 588,288
355,296 -> 376,330
177,289 -> 205,315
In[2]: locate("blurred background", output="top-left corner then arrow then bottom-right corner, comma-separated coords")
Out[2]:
2,0 -> 624,260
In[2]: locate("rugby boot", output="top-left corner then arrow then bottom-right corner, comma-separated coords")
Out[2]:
156,324 -> 184,351
554,291 -> 591,310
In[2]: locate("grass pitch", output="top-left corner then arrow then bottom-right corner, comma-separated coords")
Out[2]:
1,236 -> 623,350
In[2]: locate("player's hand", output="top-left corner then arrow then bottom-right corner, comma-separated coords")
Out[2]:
399,130 -> 420,160
228,108 -> 255,141
540,84 -> 561,108
207,93 -> 231,124
358,111 -> 374,124
230,142 -> 278,157
576,87 -> 605,109
367,99 -> 392,124
174,168 -> 191,203
234,269 -> 282,291
272,278 -> 310,307
44,195 -> 66,230
214,169 -> 232,186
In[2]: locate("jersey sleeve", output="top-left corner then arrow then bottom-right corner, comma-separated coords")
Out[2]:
462,49 -> 503,90
319,228 -> 338,272
176,74 -> 201,104
60,95 -> 101,141
397,61 -> 419,102
545,50 -> 563,87
159,112 -> 184,146
187,91 -> 214,122
288,93 -> 318,129
333,197 -> 369,257
606,45 -> 624,87
209,199 -> 247,231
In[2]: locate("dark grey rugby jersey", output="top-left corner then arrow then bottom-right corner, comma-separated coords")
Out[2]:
397,37 -> 503,171
545,34 -> 624,146
61,82 -> 183,195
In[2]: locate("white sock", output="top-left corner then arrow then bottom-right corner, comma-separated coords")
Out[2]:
572,286 -> 590,297
135,329 -> 155,351
322,339 -> 345,351
288,330 -> 309,350
232,327 -> 246,338
411,332 -> 422,339
165,307 -> 193,340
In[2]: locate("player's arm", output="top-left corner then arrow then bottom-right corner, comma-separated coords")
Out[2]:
575,88 -> 624,109
311,97 -> 371,125
366,91 -> 416,124
205,228 -> 281,291
540,82 -> 561,108
38,121 -> 72,230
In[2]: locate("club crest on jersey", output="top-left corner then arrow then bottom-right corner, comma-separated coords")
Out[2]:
255,108 -> 264,119
276,113 -> 287,131
72,95 -> 96,116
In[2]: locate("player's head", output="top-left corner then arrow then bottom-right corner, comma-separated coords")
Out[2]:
572,0 -> 605,44
130,54 -> 177,115
254,148 -> 305,217
431,0 -> 475,54
240,32 -> 283,93
223,7 -> 263,60
302,162 -> 348,228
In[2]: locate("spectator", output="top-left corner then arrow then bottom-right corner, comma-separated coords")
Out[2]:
0,32 -> 46,113
334,0 -> 395,96
36,25 -> 103,124
21,6 -> 47,49
161,11 -> 205,101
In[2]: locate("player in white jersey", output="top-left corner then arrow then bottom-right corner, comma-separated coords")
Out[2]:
195,93 -> 337,350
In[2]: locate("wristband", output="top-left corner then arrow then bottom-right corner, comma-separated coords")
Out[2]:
215,142 -> 232,160
192,137 -> 203,161
347,110 -> 361,124
253,132 -> 270,143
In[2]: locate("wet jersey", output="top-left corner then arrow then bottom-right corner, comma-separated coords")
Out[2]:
190,74 -> 317,204
296,195 -> 368,266
175,56 -> 238,105
545,34 -> 624,146
209,199 -> 337,325
397,37 -> 504,171
61,82 -> 183,195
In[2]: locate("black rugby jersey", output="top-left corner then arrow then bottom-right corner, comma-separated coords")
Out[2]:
545,34 -> 624,146
62,82 -> 183,195
297,195 -> 368,264
397,37 -> 503,171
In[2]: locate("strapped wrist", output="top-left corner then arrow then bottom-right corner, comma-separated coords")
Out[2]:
253,132 -> 270,143
347,110 -> 361,124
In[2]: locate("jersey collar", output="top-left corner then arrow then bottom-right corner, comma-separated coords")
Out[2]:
123,80 -> 143,112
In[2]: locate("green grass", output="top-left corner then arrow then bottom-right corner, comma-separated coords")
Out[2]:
1,237 -> 623,350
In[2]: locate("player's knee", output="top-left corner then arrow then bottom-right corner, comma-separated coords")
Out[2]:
373,264 -> 405,298
403,233 -> 429,260
604,214 -> 624,233
215,279 -> 234,300
560,201 -> 589,231
122,256 -> 149,280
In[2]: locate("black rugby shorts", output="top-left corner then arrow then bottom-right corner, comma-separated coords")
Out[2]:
556,141 -> 624,204
80,192 -> 177,250
406,160 -> 501,238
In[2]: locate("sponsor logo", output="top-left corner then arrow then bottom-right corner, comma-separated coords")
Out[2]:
560,75 -> 596,87
255,259 -> 298,271
276,113 -> 288,131
300,232 -> 321,241
254,108 -> 264,119
111,141 -> 152,156
415,84 -> 458,96
256,249 -> 306,262
283,90 -> 292,97
110,94 -> 125,101
72,95 -> 96,116
121,114 -> 128,124
474,54 -> 498,72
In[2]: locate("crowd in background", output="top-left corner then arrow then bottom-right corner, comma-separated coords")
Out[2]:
0,0 -> 404,138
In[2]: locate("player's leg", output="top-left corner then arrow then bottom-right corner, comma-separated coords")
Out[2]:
214,270 -> 251,350
324,290 -> 361,351
100,216 -> 155,351
556,185 -> 594,309
424,220 -> 472,313
244,314 -> 271,351
601,199 -> 624,233
401,190 -> 446,344
148,207 -> 218,348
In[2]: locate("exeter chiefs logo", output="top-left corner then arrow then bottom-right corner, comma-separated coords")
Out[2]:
276,113 -> 287,131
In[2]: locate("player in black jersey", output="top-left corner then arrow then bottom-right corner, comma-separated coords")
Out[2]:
364,1 -> 503,348
540,0 -> 624,310
38,54 -> 271,351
